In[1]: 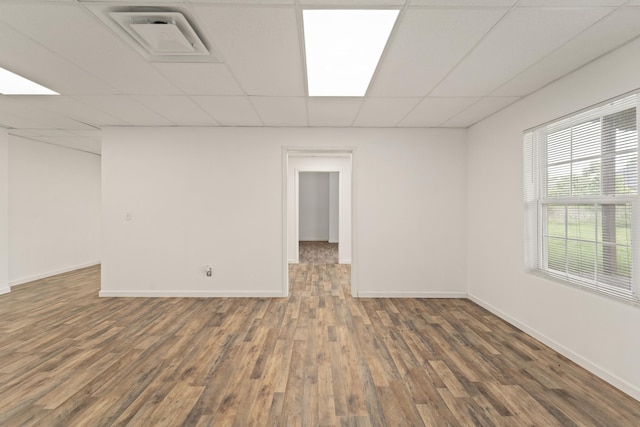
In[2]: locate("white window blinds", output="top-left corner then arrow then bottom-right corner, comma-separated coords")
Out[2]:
524,92 -> 640,305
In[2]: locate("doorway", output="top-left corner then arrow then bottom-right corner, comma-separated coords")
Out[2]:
298,171 -> 339,265
283,149 -> 355,297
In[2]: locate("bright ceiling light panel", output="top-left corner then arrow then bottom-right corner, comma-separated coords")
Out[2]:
303,9 -> 399,97
0,67 -> 58,95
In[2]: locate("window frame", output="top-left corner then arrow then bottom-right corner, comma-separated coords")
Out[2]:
524,91 -> 640,306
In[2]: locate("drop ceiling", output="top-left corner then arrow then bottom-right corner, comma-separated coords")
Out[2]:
1,0 -> 640,154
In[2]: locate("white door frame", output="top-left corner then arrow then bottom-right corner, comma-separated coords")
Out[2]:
282,147 -> 357,297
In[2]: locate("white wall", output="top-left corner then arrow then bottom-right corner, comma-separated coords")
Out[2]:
467,37 -> 640,401
8,136 -> 101,285
329,172 -> 339,243
0,129 -> 8,295
101,127 -> 467,298
299,172 -> 330,241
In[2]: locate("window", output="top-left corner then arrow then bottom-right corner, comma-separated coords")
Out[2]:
524,92 -> 640,304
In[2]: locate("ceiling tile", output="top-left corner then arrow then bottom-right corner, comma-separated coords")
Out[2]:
133,96 -> 219,126
369,8 -> 507,97
250,97 -> 307,126
194,0 -> 294,4
79,0 -> 182,2
0,4 -> 181,95
0,97 -> 95,130
0,23 -> 116,96
307,98 -> 363,127
398,97 -> 478,127
353,98 -> 421,127
0,111 -> 48,129
191,96 -> 263,126
441,97 -> 520,127
68,129 -> 101,137
8,130 -> 51,137
152,63 -> 244,96
31,136 -> 101,154
431,7 -> 613,97
194,5 -> 305,96
73,96 -> 173,126
519,0 -> 625,6
410,0 -> 516,5
493,6 -> 640,96
20,96 -> 126,127
301,0 -> 404,5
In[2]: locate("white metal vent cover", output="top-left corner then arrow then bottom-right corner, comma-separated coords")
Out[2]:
108,11 -> 219,62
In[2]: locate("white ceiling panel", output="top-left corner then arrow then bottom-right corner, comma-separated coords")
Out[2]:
353,98 -> 421,127
431,7 -> 613,97
308,98 -> 363,127
133,96 -> 219,126
301,0 -> 404,5
79,0 -> 183,2
194,0 -> 293,4
68,129 -> 101,137
410,0 -> 516,5
0,113 -> 53,129
31,136 -> 101,154
8,130 -> 54,138
192,96 -> 263,126
519,0 -> 625,6
369,8 -> 507,97
441,97 -> 519,127
0,97 -> 95,130
0,4 -> 180,95
194,6 -> 304,96
73,96 -> 173,126
493,6 -> 640,97
0,23 -> 116,96
398,97 -> 478,127
250,97 -> 307,127
152,63 -> 244,96
20,96 -> 125,127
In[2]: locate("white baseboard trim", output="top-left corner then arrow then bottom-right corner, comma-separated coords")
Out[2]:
10,261 -> 101,288
339,259 -> 352,265
468,293 -> 640,402
0,286 -> 10,296
357,291 -> 467,298
99,290 -> 286,298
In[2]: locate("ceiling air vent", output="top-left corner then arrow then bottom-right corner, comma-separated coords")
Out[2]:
108,11 -> 218,63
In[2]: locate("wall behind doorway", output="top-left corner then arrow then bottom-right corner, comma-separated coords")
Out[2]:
299,172 -> 339,243
299,172 -> 330,241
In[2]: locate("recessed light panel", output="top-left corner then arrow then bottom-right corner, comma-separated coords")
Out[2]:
303,9 -> 399,97
0,67 -> 58,95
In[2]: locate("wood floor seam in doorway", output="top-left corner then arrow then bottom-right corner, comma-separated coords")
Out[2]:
0,259 -> 638,425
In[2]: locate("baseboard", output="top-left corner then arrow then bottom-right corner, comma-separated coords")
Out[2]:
99,290 -> 286,298
338,258 -> 352,265
10,261 -> 101,288
357,291 -> 467,298
0,286 -> 10,295
468,293 -> 640,402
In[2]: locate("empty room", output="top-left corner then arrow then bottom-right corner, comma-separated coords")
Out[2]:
1,0 -> 640,425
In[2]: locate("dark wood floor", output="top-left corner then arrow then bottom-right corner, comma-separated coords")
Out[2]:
0,259 -> 639,425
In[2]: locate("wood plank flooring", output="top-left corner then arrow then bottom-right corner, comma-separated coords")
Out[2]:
0,261 -> 639,425
299,241 -> 339,265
